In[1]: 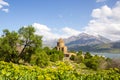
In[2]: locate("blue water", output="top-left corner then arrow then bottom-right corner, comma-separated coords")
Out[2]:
91,52 -> 120,59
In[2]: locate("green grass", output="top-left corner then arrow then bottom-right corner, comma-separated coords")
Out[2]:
0,61 -> 120,80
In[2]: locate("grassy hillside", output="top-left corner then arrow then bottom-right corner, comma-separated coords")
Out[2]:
0,61 -> 120,80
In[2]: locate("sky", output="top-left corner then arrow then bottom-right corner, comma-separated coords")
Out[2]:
0,0 -> 120,41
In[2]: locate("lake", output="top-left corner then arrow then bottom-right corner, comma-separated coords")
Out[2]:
91,52 -> 120,59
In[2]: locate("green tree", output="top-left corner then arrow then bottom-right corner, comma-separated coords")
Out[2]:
84,55 -> 107,70
30,50 -> 49,67
18,26 -> 42,62
0,29 -> 19,62
47,49 -> 64,62
43,47 -> 51,55
84,52 -> 92,59
50,54 -> 59,62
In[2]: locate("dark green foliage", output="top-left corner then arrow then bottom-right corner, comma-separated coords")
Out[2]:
84,58 -> 98,70
50,54 -> 59,62
84,52 -> 92,59
70,55 -> 75,60
0,29 -> 19,62
18,26 -> 42,62
70,50 -> 84,63
0,26 -> 44,65
75,55 -> 84,63
49,49 -> 64,62
30,50 -> 49,67
84,55 -> 107,70
45,49 -> 64,62
43,47 -> 50,54
58,51 -> 64,60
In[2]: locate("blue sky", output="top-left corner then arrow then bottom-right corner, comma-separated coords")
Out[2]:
0,0 -> 120,41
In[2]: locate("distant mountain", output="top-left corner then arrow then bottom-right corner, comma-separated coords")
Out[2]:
43,33 -> 111,48
67,39 -> 120,53
43,33 -> 120,53
91,41 -> 120,53
65,33 -> 111,47
111,41 -> 120,48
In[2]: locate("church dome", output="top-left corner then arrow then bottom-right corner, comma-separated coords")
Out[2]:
58,38 -> 64,43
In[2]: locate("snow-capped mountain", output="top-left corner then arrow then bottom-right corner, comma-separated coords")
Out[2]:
65,33 -> 111,46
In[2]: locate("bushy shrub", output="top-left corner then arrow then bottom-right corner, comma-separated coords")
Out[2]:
50,54 -> 59,62
84,55 -> 107,70
47,49 -> 64,62
30,50 -> 49,68
84,52 -> 92,59
75,55 -> 84,63
70,55 -> 75,61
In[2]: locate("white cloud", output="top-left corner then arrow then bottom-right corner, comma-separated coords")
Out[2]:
2,8 -> 8,13
96,0 -> 107,3
0,0 -> 9,12
0,5 -> 3,9
0,0 -> 9,6
92,5 -> 112,18
85,1 -> 120,41
32,23 -> 81,41
62,27 -> 80,36
33,23 -> 56,40
28,1 -> 120,41
33,23 -> 51,31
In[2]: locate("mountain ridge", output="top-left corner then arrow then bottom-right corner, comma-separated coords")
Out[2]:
43,33 -> 111,47
65,33 -> 111,46
43,33 -> 120,53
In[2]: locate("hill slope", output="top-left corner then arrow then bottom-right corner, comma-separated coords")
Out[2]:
68,41 -> 120,53
65,33 -> 111,46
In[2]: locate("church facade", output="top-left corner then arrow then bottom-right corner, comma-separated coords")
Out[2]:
56,38 -> 67,54
55,38 -> 75,57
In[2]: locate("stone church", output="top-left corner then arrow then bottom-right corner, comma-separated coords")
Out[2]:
56,38 -> 67,54
55,38 -> 75,57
